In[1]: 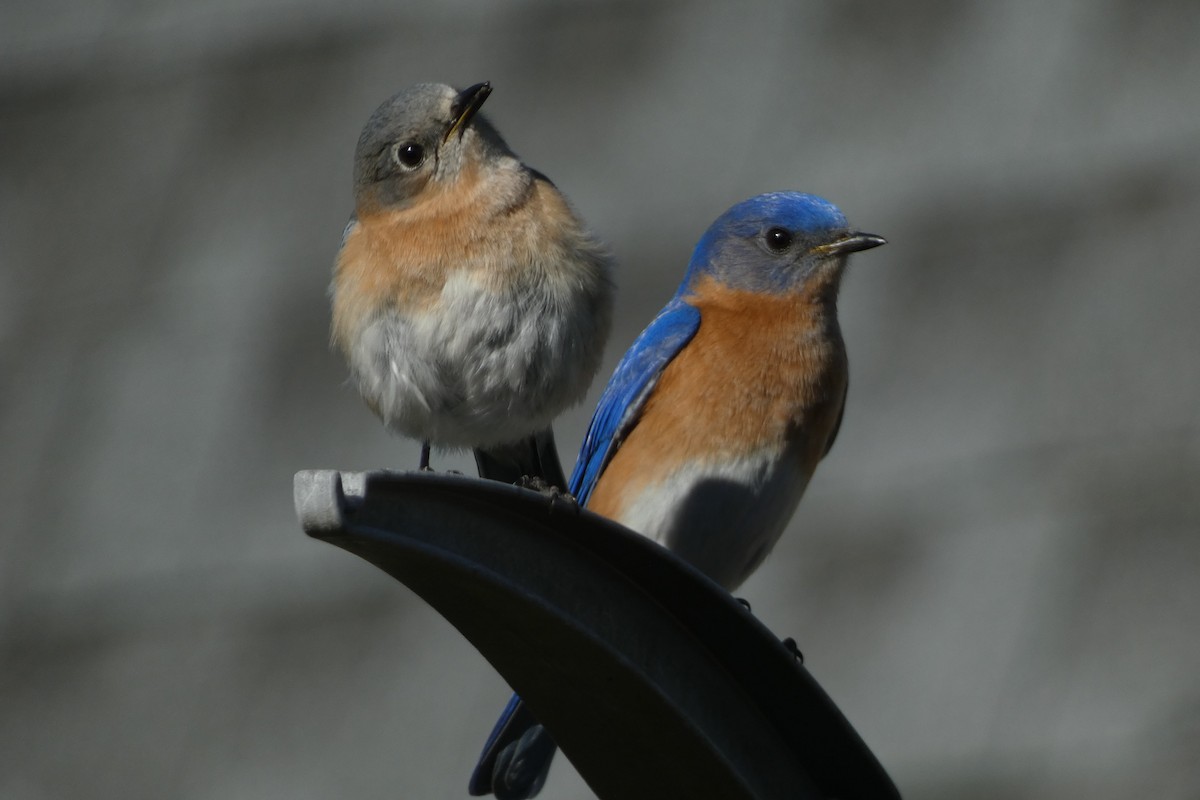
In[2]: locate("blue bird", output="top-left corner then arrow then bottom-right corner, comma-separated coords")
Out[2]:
469,191 -> 886,798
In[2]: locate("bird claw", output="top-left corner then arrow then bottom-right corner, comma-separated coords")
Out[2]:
783,637 -> 804,664
516,476 -> 579,514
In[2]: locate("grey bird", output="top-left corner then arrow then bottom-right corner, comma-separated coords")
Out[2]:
331,82 -> 614,486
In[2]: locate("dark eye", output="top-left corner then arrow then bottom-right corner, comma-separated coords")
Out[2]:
765,227 -> 793,252
393,142 -> 425,169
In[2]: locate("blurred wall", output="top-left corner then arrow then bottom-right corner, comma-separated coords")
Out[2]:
2,1 -> 1199,798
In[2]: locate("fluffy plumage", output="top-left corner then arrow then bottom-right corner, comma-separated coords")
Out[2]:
332,82 -> 613,482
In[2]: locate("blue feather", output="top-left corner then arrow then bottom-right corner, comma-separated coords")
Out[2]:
569,298 -> 701,504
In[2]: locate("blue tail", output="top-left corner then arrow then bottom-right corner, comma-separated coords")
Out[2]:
468,694 -> 557,798
470,404 -> 595,797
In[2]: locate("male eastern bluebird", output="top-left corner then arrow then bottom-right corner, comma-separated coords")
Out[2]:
331,82 -> 613,486
469,191 -> 886,798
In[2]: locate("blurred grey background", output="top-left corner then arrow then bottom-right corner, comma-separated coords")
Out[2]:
3,0 -> 1199,797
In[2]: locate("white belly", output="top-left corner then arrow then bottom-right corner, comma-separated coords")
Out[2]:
346,270 -> 608,448
616,448 -> 809,590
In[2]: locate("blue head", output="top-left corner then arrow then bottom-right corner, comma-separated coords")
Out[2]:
679,192 -> 885,296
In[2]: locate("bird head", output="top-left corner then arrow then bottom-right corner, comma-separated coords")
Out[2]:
351,82 -> 513,214
680,192 -> 886,298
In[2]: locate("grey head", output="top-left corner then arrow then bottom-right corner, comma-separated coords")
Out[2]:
352,82 -> 514,213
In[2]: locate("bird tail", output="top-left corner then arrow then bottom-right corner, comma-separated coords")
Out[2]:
469,428 -> 564,797
473,428 -> 566,489
469,694 -> 558,799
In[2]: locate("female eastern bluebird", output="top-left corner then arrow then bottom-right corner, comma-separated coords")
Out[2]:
469,192 -> 886,799
331,82 -> 613,486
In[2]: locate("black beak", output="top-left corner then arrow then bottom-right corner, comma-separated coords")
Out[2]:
445,81 -> 492,142
818,231 -> 888,256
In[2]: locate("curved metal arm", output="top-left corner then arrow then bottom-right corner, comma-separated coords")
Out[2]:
294,469 -> 901,800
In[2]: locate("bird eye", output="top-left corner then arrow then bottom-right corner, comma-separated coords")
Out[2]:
392,142 -> 425,170
765,227 -> 793,252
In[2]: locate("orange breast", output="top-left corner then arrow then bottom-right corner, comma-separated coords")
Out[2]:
329,168 -> 586,357
587,275 -> 848,520
332,166 -> 486,346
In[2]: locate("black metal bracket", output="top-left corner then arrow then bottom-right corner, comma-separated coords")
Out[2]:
294,469 -> 901,800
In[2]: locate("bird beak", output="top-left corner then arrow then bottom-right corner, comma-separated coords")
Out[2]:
444,82 -> 493,143
815,231 -> 888,256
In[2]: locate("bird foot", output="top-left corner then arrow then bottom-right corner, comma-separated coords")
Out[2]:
515,476 -> 579,514
783,636 -> 805,664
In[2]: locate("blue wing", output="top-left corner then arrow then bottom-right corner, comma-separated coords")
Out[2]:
468,298 -> 699,798
568,298 -> 701,504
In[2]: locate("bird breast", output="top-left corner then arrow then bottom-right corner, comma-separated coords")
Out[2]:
586,277 -> 848,588
331,169 -> 612,447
